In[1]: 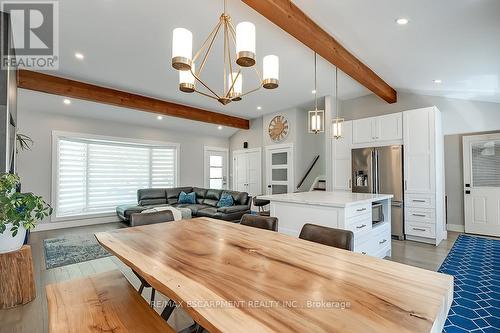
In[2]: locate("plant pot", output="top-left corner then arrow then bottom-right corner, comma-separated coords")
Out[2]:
0,224 -> 27,254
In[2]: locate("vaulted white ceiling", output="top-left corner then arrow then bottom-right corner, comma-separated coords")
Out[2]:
25,0 -> 499,127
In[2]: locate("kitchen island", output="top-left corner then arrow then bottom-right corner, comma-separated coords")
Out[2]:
258,191 -> 393,258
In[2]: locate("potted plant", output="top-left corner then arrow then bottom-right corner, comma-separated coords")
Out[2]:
0,173 -> 52,253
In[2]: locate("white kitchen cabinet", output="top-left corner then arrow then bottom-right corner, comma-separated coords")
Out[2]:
353,113 -> 402,146
352,118 -> 375,145
403,107 -> 445,245
376,113 -> 403,142
233,148 -> 261,197
332,121 -> 352,191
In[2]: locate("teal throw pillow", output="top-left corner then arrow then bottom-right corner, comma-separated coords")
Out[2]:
178,191 -> 196,204
217,193 -> 234,208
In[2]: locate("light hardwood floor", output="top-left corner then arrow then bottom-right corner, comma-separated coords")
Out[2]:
0,222 -> 460,333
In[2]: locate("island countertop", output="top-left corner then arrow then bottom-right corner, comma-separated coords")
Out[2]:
258,191 -> 393,208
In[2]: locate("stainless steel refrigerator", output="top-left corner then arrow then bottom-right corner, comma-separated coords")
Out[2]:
352,146 -> 404,239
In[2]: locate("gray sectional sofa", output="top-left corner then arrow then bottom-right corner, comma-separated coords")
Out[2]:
116,187 -> 251,224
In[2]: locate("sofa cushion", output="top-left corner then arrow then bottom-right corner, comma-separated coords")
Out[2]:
217,193 -> 234,208
222,190 -> 249,206
166,187 -> 193,205
196,207 -> 219,218
116,204 -> 144,221
178,191 -> 196,204
193,187 -> 208,204
174,203 -> 210,215
198,206 -> 250,221
137,188 -> 167,206
203,189 -> 222,207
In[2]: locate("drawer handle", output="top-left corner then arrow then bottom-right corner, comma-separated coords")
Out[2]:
412,214 -> 426,217
379,239 -> 387,245
356,224 -> 367,229
412,227 -> 426,232
412,199 -> 426,203
356,208 -> 367,212
361,252 -> 367,255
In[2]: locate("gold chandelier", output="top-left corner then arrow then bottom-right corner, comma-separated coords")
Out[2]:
171,0 -> 279,105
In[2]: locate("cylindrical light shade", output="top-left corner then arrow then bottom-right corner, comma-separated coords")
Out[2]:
228,72 -> 242,100
263,55 -> 279,89
172,28 -> 193,70
236,22 -> 256,67
179,63 -> 195,93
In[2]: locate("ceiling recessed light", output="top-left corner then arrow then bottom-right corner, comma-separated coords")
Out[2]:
75,52 -> 84,60
311,89 -> 317,94
396,18 -> 409,25
257,106 -> 262,110
63,99 -> 71,105
217,125 -> 223,130
157,115 -> 163,120
433,79 -> 442,84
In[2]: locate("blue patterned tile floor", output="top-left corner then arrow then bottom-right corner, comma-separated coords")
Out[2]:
439,235 -> 500,333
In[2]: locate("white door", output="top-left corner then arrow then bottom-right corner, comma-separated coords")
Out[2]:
403,108 -> 435,194
332,121 -> 352,191
352,118 -> 375,144
232,149 -> 262,196
204,147 -> 228,189
376,113 -> 403,142
463,134 -> 500,237
266,145 -> 293,195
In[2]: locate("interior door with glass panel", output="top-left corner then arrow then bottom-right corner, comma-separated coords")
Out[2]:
205,148 -> 228,190
266,145 -> 293,195
463,134 -> 500,237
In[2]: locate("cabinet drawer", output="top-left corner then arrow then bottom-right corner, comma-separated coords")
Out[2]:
405,194 -> 435,208
346,202 -> 371,218
405,207 -> 435,225
405,221 -> 435,238
344,213 -> 372,235
372,222 -> 391,253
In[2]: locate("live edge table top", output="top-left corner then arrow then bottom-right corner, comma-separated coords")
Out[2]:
95,217 -> 453,333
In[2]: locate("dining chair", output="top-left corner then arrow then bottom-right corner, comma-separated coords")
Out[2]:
299,224 -> 354,251
240,214 -> 278,232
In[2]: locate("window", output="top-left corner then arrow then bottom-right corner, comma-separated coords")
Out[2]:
53,132 -> 178,219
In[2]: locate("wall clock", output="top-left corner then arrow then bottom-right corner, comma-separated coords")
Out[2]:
268,115 -> 289,142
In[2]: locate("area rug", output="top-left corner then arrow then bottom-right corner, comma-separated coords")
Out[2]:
439,234 -> 500,333
43,234 -> 111,269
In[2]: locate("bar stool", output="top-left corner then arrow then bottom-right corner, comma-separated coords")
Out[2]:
253,197 -> 270,216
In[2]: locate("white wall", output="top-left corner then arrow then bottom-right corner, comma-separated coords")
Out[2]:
229,106 -> 325,193
340,92 -> 500,135
16,107 -> 229,226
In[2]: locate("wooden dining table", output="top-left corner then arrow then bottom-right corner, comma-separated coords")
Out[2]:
95,217 -> 453,333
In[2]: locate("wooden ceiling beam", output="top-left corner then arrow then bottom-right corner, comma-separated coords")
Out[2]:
17,70 -> 250,129
241,0 -> 397,103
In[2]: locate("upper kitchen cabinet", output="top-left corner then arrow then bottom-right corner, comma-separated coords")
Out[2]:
352,112 -> 403,147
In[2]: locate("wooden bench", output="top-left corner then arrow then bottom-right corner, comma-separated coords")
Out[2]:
46,270 -> 175,333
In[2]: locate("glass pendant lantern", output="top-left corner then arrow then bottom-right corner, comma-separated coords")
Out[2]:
331,67 -> 344,139
308,52 -> 325,134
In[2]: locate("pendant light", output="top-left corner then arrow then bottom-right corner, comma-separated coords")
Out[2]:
308,52 -> 325,134
332,67 -> 344,139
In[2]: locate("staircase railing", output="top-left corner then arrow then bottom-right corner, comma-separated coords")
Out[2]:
296,155 -> 320,190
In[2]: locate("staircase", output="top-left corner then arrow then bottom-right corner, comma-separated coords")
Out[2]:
309,176 -> 327,191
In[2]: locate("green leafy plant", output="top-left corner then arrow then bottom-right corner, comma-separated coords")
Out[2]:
0,173 -> 52,237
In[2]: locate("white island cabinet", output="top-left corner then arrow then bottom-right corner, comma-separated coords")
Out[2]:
258,192 -> 393,258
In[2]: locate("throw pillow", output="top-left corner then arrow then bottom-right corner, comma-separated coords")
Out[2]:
217,193 -> 234,208
178,191 -> 196,204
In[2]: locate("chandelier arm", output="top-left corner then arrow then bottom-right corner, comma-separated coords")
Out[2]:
196,22 -> 223,77
223,19 -> 228,97
191,69 -> 222,99
240,85 -> 262,98
225,23 -> 237,98
253,65 -> 263,82
194,89 -> 220,101
193,20 -> 222,63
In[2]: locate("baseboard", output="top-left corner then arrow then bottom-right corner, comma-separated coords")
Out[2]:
33,216 -> 121,232
447,224 -> 465,233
